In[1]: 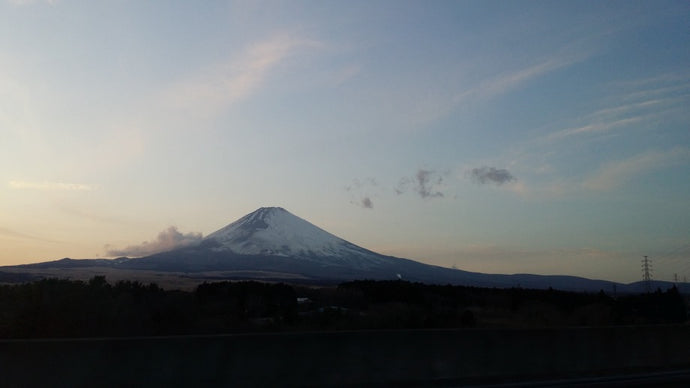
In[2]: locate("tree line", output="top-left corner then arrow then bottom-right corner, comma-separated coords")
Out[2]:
0,277 -> 686,338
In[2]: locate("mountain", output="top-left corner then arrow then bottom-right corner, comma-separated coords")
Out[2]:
99,208 -> 625,290
118,206 -> 436,282
3,207 -> 680,292
203,207 -> 388,266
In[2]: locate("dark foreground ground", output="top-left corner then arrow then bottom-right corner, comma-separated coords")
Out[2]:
1,325 -> 689,387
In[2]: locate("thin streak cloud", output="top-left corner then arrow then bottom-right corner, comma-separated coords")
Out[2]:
585,99 -> 666,119
548,116 -> 645,140
8,181 -> 98,191
582,147 -> 690,192
502,71 -> 689,149
453,51 -> 588,105
375,49 -> 591,134
162,34 -> 320,117
508,147 -> 690,198
6,0 -> 57,6
0,227 -> 47,241
477,58 -> 574,98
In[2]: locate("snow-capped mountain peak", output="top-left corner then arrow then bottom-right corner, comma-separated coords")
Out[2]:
204,207 -> 380,260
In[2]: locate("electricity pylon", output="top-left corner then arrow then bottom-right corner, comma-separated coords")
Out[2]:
641,256 -> 652,293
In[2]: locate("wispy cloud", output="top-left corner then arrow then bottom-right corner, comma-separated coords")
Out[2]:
368,49 -> 590,134
105,226 -> 203,257
7,0 -> 58,6
8,180 -> 98,191
544,72 -> 690,142
620,82 -> 690,102
548,116 -> 646,140
507,147 -> 690,199
474,87 -> 688,199
0,226 -> 49,241
585,98 -> 667,119
582,147 -> 690,191
396,169 -> 446,199
498,73 -> 690,193
476,58 -> 575,99
453,51 -> 588,106
328,64 -> 361,87
612,72 -> 690,95
162,34 -> 319,117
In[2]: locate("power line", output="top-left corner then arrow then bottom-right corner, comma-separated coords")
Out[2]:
645,243 -> 690,282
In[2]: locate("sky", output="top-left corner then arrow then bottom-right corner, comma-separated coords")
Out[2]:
1,0 -> 689,283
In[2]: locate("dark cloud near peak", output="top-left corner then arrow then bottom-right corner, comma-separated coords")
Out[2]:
395,177 -> 411,195
105,226 -> 203,257
349,169 -> 446,208
346,178 -> 377,209
416,169 -> 444,198
348,196 -> 374,209
396,169 -> 446,199
470,166 -> 516,185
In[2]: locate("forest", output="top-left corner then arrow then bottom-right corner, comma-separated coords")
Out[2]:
0,277 -> 686,338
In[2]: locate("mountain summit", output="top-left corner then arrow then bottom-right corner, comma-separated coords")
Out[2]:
204,207 -> 381,262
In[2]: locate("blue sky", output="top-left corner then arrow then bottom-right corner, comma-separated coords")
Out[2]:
1,0 -> 689,283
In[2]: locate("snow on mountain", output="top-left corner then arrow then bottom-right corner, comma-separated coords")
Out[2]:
204,207 -> 385,265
